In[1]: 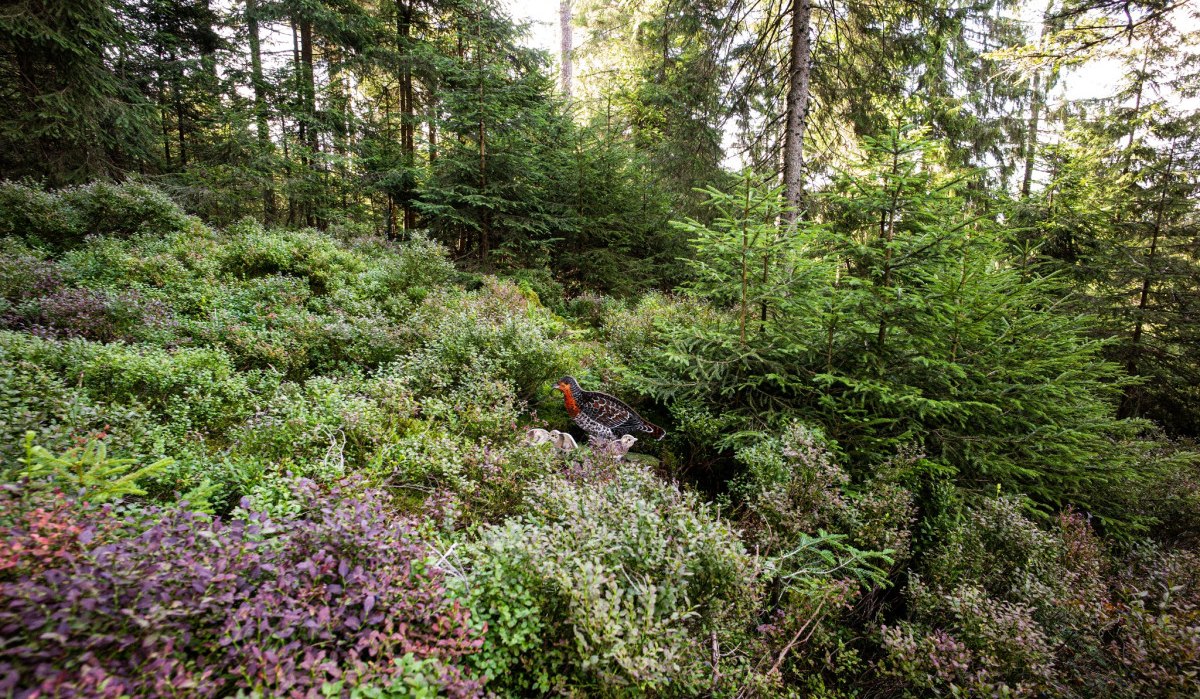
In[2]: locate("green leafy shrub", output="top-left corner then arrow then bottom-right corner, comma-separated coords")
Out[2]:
396,280 -> 568,401
0,182 -> 85,245
0,330 -> 269,436
59,181 -> 190,239
0,181 -> 189,249
450,465 -> 756,695
215,219 -> 365,294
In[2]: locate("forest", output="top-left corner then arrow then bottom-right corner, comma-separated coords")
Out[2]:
0,0 -> 1198,696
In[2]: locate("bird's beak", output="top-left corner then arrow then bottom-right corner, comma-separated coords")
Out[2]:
552,382 -> 564,392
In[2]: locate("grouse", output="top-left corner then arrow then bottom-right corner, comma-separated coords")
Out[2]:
553,375 -> 666,442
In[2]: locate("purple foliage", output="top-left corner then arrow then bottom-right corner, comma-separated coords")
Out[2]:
0,482 -> 485,698
11,288 -> 173,342
0,255 -> 63,301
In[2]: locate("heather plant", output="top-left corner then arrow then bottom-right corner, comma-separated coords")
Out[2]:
450,465 -> 757,695
7,286 -> 173,342
733,424 -> 851,545
0,480 -> 485,698
0,246 -> 62,302
1076,545 -> 1200,698
920,495 -> 1071,611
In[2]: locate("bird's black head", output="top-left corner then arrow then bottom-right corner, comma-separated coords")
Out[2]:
553,375 -> 580,393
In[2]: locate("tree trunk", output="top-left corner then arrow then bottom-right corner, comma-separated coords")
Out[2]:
1120,146 -> 1176,418
398,0 -> 417,230
300,20 -> 317,156
298,17 -> 319,226
560,0 -> 573,98
246,0 -> 275,220
1020,67 -> 1042,198
168,50 -> 187,169
477,16 -> 489,264
1021,4 -> 1054,198
782,0 -> 812,225
427,97 -> 438,164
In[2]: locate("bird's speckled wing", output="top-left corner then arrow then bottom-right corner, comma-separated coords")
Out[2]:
580,391 -> 638,428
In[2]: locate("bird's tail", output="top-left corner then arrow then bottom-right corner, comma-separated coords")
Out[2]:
641,422 -> 667,441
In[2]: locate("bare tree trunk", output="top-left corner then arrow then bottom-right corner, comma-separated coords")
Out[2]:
168,50 -> 188,169
299,17 -> 318,227
782,0 -> 812,225
477,15 -> 489,265
1020,67 -> 1043,198
300,20 -> 317,154
1021,3 -> 1053,198
427,96 -> 438,164
559,0 -> 573,98
1120,146 -> 1176,418
398,0 -> 417,231
247,0 -> 275,220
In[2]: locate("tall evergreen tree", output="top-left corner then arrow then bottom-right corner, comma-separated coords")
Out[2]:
0,0 -> 155,183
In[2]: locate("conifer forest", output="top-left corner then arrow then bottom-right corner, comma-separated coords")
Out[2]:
1,0 -> 1199,696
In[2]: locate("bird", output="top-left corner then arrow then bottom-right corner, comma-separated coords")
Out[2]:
594,434 -> 638,460
552,375 -> 666,443
548,430 -> 578,452
524,428 -> 553,446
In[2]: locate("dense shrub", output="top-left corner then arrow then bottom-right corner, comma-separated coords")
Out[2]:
5,287 -> 173,342
15,335 -> 265,435
233,376 -> 409,473
734,423 -> 916,568
0,481 -> 485,698
450,464 -> 757,696
0,337 -> 185,469
215,220 -> 365,293
0,247 -> 63,302
881,580 -> 1058,697
59,181 -> 191,240
0,183 -> 85,245
395,279 -> 568,401
881,494 -> 1200,698
0,181 -> 189,248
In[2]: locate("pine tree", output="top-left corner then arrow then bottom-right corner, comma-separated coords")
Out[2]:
0,0 -> 155,183
1030,16 -> 1200,435
650,129 -> 1143,523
